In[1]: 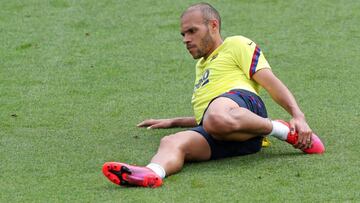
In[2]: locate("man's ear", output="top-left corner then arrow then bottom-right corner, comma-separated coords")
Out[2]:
209,19 -> 220,33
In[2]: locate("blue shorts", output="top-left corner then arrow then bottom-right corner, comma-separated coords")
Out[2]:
190,89 -> 268,160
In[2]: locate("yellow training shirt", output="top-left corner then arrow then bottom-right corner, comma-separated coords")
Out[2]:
192,36 -> 271,124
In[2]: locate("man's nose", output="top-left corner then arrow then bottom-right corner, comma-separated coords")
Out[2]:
183,34 -> 191,44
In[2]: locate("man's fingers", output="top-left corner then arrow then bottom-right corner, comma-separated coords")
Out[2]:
137,119 -> 172,129
137,121 -> 148,127
302,136 -> 311,150
289,122 -> 296,135
289,118 -> 313,149
137,122 -> 145,127
290,127 -> 296,135
296,130 -> 312,149
148,123 -> 164,129
305,132 -> 312,149
293,141 -> 302,149
137,119 -> 156,127
147,122 -> 169,129
300,133 -> 307,145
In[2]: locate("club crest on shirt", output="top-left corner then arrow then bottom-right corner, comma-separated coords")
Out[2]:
194,69 -> 210,90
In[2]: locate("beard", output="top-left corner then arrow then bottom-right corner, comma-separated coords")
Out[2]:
192,29 -> 214,59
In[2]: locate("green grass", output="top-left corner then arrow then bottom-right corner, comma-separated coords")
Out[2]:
1,0 -> 359,202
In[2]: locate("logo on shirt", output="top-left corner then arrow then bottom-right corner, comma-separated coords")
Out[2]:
194,69 -> 210,90
210,54 -> 218,61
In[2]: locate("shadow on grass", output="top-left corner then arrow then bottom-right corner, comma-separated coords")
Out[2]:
186,150 -> 306,166
100,151 -> 309,190
260,151 -> 307,159
103,184 -> 146,190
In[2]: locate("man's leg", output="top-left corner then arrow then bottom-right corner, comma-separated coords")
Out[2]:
102,130 -> 210,187
202,96 -> 325,154
150,130 -> 211,175
203,97 -> 272,141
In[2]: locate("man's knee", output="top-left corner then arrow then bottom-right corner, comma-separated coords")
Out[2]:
159,133 -> 186,150
203,111 -> 232,137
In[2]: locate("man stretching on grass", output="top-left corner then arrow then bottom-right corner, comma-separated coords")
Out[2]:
102,3 -> 325,188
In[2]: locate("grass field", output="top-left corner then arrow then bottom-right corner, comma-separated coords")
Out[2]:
1,0 -> 360,202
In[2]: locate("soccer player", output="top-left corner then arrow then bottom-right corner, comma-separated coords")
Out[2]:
102,3 -> 325,188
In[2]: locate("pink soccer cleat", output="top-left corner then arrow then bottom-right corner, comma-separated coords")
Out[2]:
276,120 -> 325,154
102,162 -> 163,188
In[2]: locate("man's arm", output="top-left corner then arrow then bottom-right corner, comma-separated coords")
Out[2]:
137,117 -> 197,129
252,68 -> 312,149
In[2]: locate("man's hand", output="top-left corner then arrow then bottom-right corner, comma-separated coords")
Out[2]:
137,119 -> 174,129
253,69 -> 313,150
289,116 -> 313,150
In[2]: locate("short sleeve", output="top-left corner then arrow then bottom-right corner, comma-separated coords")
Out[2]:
231,37 -> 271,79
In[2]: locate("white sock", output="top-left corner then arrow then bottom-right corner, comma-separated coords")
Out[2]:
146,163 -> 166,179
267,120 -> 289,141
